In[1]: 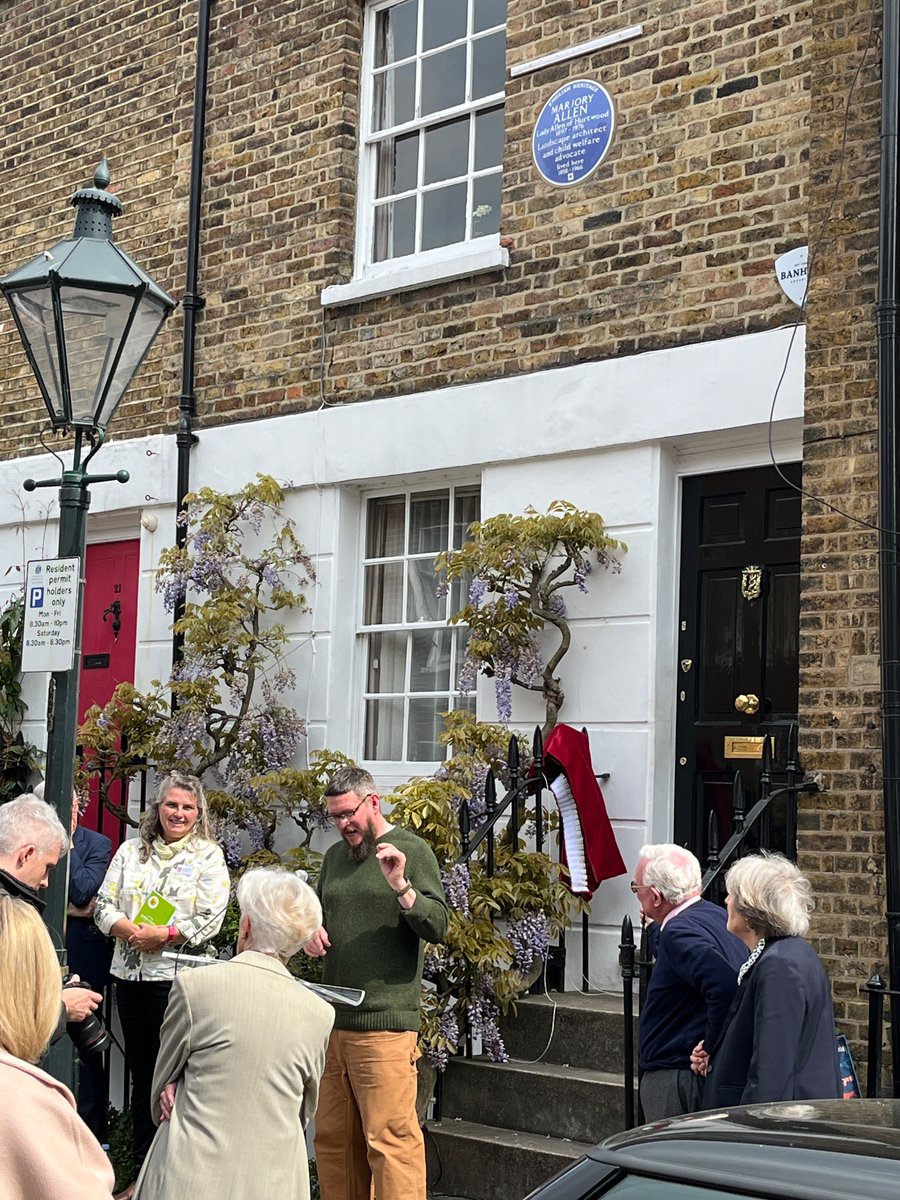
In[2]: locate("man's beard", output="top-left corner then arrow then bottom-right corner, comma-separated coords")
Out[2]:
346,827 -> 377,863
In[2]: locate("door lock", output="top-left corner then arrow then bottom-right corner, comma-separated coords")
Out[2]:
734,693 -> 760,715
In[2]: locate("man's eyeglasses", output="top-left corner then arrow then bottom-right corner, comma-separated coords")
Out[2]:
629,881 -> 649,893
329,794 -> 372,826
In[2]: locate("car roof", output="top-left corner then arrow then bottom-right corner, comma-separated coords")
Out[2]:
589,1100 -> 900,1200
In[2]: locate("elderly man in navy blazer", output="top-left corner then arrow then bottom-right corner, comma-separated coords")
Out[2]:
634,844 -> 747,1121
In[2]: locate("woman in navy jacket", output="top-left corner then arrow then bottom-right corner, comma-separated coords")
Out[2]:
691,853 -> 842,1108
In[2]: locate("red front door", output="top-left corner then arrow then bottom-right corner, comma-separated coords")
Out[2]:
78,539 -> 140,846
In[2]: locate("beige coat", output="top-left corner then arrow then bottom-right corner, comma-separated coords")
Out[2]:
0,1050 -> 114,1200
133,950 -> 334,1200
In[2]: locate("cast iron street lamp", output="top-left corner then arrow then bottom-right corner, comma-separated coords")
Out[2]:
0,160 -> 175,1083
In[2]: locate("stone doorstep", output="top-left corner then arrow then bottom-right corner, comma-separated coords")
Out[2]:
499,990 -> 635,1075
440,1056 -> 628,1145
426,1117 -> 586,1200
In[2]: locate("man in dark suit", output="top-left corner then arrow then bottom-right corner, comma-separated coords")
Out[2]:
66,810 -> 113,1139
635,844 -> 747,1121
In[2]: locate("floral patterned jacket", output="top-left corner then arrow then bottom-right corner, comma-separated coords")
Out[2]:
94,836 -> 230,982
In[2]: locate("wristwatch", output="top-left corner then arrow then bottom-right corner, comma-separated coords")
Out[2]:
393,882 -> 413,899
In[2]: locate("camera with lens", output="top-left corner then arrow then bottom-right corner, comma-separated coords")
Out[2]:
62,974 -> 111,1059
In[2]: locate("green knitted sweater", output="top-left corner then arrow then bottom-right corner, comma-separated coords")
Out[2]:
317,826 -> 449,1031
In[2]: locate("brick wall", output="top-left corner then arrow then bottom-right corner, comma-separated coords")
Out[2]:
0,0 -> 810,450
799,0 -> 884,1056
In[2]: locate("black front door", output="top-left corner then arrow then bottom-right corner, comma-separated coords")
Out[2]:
674,464 -> 802,861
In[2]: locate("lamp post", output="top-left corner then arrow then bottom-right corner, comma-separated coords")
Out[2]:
0,160 -> 175,1083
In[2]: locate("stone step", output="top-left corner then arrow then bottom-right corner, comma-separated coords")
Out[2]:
427,1118 -> 586,1200
441,1056 -> 629,1145
499,990 -> 635,1074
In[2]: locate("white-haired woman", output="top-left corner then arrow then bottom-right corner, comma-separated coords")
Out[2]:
691,852 -> 842,1107
133,868 -> 335,1200
94,773 -> 229,1192
0,896 -> 114,1199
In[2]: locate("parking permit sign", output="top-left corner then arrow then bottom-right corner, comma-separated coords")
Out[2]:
21,557 -> 81,672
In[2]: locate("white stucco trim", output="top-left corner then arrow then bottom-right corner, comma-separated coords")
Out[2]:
320,244 -> 510,308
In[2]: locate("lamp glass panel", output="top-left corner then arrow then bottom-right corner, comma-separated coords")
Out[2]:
96,293 -> 168,431
57,286 -> 133,429
8,288 -> 66,422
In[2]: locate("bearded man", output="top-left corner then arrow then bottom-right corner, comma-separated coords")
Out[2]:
304,767 -> 448,1200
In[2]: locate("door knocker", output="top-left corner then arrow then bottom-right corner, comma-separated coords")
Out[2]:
102,599 -> 122,641
741,565 -> 762,602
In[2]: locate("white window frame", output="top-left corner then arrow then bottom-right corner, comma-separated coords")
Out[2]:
359,482 -> 479,766
321,0 -> 509,308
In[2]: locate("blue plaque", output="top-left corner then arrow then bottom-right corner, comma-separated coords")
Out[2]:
532,79 -> 615,188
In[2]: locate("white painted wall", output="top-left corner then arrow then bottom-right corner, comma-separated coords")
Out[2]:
0,327 -> 804,988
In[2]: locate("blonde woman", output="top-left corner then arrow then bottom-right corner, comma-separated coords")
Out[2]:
0,896 -> 114,1200
691,853 -> 842,1107
95,773 -> 230,1190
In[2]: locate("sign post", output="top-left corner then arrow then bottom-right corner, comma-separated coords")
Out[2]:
22,558 -> 81,674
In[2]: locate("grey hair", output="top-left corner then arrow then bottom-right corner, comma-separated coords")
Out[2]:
0,796 -> 69,857
324,766 -> 375,800
236,868 -> 323,958
138,773 -> 214,863
725,852 -> 813,939
638,843 -> 702,904
32,781 -> 88,817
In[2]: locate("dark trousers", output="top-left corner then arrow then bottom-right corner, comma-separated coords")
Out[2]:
639,1067 -> 703,1122
115,978 -> 173,1172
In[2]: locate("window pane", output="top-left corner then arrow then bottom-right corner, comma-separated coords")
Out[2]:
364,563 -> 405,624
367,495 -> 406,557
409,490 -> 450,553
407,558 -> 442,622
421,45 -> 467,115
422,182 -> 467,250
375,0 -> 418,66
472,30 -> 505,100
373,63 -> 416,131
375,132 -> 420,198
408,697 -> 449,760
454,487 -> 481,547
472,171 -> 501,237
424,117 -> 469,185
411,629 -> 452,691
367,631 -> 408,693
365,698 -> 404,759
422,0 -> 467,51
474,105 -> 504,170
474,0 -> 506,33
373,196 -> 417,262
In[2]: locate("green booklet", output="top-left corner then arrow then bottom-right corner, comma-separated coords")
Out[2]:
134,890 -> 176,926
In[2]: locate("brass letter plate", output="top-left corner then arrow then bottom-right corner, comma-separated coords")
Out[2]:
724,735 -> 774,760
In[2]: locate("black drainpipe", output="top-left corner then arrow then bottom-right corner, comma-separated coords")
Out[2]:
877,0 -> 900,1098
172,0 -> 213,673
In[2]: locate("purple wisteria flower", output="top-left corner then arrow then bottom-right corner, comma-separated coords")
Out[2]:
219,822 -> 243,868
468,577 -> 489,607
507,911 -> 551,974
441,863 -> 471,916
467,987 -> 508,1063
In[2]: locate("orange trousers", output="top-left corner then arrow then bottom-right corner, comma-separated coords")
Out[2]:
314,1029 -> 425,1200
